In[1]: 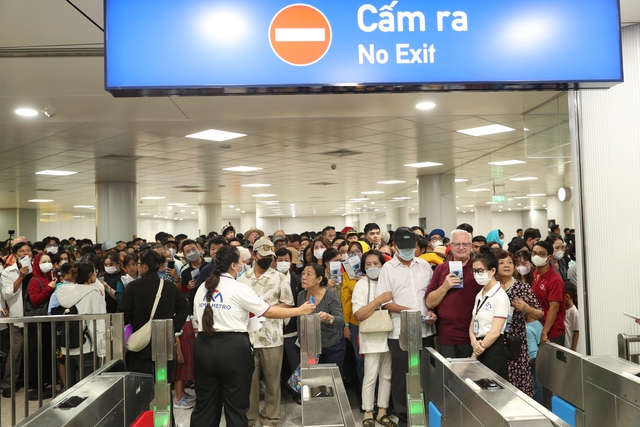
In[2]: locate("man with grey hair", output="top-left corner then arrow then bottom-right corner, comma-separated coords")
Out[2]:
425,229 -> 479,358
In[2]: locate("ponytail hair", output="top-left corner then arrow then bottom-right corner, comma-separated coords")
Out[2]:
74,261 -> 95,285
201,245 -> 240,337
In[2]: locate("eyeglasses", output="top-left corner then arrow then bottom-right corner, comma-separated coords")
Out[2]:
531,252 -> 548,257
429,237 -> 442,242
451,242 -> 471,248
473,268 -> 488,274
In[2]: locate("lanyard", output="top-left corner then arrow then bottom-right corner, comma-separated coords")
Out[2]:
475,295 -> 489,316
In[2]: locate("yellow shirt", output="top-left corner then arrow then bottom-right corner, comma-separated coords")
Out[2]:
419,252 -> 444,266
341,273 -> 361,326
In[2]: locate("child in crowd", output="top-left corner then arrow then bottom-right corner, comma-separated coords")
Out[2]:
526,312 -> 543,403
564,281 -> 579,351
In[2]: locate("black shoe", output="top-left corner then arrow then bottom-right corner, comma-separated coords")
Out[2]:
2,385 -> 21,398
28,387 -> 53,401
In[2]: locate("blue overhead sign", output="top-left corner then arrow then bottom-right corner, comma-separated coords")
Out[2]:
105,0 -> 622,93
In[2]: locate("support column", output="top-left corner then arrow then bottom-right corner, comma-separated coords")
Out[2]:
96,181 -> 136,242
418,174 -> 456,236
474,206 -> 492,237
198,204 -> 222,236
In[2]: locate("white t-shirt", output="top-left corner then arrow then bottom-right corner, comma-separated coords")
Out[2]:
352,276 -> 389,354
472,283 -> 509,338
564,305 -> 579,349
193,273 -> 270,333
378,256 -> 434,339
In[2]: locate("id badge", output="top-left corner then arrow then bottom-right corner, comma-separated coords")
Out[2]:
473,318 -> 479,336
505,307 -> 514,332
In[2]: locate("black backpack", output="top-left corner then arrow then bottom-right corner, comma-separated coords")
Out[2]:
51,305 -> 90,349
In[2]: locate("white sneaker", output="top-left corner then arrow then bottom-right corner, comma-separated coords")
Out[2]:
174,396 -> 195,409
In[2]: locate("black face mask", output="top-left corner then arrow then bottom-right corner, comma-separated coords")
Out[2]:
257,257 -> 272,271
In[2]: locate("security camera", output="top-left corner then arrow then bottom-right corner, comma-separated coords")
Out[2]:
43,108 -> 56,118
331,164 -> 337,170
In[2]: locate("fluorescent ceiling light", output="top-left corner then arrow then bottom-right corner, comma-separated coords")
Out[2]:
513,196 -> 530,199
252,194 -> 276,197
526,193 -> 547,197
28,199 -> 53,203
488,160 -> 526,166
404,162 -> 443,168
241,183 -> 271,188
392,197 -> 411,200
223,166 -> 263,172
15,108 -> 38,117
350,198 -> 368,202
509,177 -> 538,181
168,203 -> 188,206
457,124 -> 515,137
74,205 -> 95,208
455,178 -> 469,183
361,191 -> 384,195
140,213 -> 150,216
40,213 -> 56,216
36,170 -> 77,176
72,215 -> 86,218
141,196 -> 166,200
416,101 -> 436,110
186,129 -> 246,142
467,188 -> 490,192
377,180 -> 406,185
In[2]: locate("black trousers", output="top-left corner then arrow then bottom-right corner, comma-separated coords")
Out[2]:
388,336 -> 434,427
477,337 -> 508,379
190,332 -> 254,427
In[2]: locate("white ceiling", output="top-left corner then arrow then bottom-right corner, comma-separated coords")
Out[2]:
0,1 -> 635,222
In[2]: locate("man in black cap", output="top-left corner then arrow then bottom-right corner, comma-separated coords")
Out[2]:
378,227 -> 435,427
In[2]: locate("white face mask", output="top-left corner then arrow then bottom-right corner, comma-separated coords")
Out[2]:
532,255 -> 549,267
553,251 -> 565,260
47,246 -> 58,254
366,267 -> 381,280
39,262 -> 53,274
313,249 -> 326,260
105,266 -> 118,275
169,248 -> 177,258
516,265 -> 531,276
276,261 -> 291,274
432,240 -> 443,247
474,272 -> 492,286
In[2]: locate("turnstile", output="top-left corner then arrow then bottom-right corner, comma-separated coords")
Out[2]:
537,343 -> 640,427
15,359 -> 154,427
300,314 -> 357,427
422,347 -> 570,427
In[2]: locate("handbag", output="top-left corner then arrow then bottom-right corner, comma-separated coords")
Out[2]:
358,279 -> 393,334
126,279 -> 164,352
24,278 -> 50,317
505,334 -> 523,360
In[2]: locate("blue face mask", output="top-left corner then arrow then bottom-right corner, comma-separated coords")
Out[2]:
397,248 -> 415,261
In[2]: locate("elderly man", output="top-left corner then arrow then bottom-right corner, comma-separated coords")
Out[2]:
425,229 -> 479,358
244,228 -> 264,245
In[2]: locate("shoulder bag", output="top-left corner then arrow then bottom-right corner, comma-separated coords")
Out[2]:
358,279 -> 393,334
126,279 -> 164,352
24,278 -> 50,317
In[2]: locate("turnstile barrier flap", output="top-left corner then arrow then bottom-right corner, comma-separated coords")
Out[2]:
301,365 -> 356,427
421,347 -> 448,413
536,343 -> 585,411
583,355 -> 640,407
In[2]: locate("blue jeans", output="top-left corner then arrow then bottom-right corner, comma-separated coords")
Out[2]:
530,358 -> 542,403
319,339 -> 346,376
349,324 -> 365,386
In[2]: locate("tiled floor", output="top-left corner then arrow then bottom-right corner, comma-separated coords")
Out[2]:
0,387 -> 54,427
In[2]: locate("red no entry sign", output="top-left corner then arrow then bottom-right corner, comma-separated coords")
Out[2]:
269,4 -> 332,66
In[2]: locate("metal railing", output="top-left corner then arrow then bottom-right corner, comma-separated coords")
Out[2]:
618,333 -> 640,364
0,313 -> 124,426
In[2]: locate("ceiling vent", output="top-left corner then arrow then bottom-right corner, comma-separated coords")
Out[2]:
182,189 -> 206,193
320,149 -> 363,157
174,185 -> 200,189
310,182 -> 337,186
101,154 -> 142,161
35,189 -> 61,192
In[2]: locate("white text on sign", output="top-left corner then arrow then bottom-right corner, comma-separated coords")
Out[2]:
358,43 -> 436,64
357,2 -> 468,33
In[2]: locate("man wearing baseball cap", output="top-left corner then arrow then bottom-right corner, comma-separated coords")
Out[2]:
237,238 -> 294,427
378,227 -> 434,427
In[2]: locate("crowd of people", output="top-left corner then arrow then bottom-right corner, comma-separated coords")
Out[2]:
0,222 -> 580,427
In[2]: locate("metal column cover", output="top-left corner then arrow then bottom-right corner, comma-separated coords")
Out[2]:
535,344 -> 585,411
400,310 -> 426,427
151,319 -> 174,427
300,314 -> 321,368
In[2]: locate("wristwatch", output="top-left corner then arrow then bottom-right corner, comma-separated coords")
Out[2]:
328,316 -> 335,326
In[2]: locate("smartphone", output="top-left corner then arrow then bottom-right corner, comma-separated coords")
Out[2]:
167,261 -> 175,269
474,378 -> 502,390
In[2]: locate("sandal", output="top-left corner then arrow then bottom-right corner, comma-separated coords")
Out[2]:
376,415 -> 398,427
363,418 -> 376,427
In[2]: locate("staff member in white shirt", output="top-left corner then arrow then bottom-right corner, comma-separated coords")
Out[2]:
470,247 -> 510,379
190,246 -> 315,427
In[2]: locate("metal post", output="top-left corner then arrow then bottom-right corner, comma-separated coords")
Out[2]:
51,322 -> 57,399
23,324 -> 29,418
400,310 -> 426,427
151,319 -> 173,427
300,314 -> 321,368
37,322 -> 43,405
111,313 -> 125,362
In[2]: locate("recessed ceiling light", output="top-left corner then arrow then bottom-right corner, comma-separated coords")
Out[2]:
498,209 -> 503,212
186,129 -> 246,142
40,213 -> 56,216
513,196 -> 530,199
241,183 -> 271,188
167,206 -> 173,210
488,160 -> 526,166
361,191 -> 384,195
524,128 -> 530,131
517,203 -> 522,206
179,218 -> 184,221
180,210 -> 185,212
404,162 -> 443,168
392,197 -> 411,200
72,215 -> 86,218
140,213 -> 150,216
168,203 -> 189,206
509,177 -> 538,181
141,196 -> 166,200
229,205 -> 234,208
467,188 -> 490,192
236,208 -> 241,211
416,101 -> 436,110
370,201 -> 376,205
74,205 -> 95,208
457,124 -> 515,137
377,180 -> 406,185
455,179 -> 469,183
191,212 -> 196,214
36,170 -> 77,176
223,166 -> 263,172
15,108 -> 38,117
252,194 -> 276,197
526,193 -> 547,197
241,210 -> 246,213
29,199 -> 53,203
350,198 -> 368,202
